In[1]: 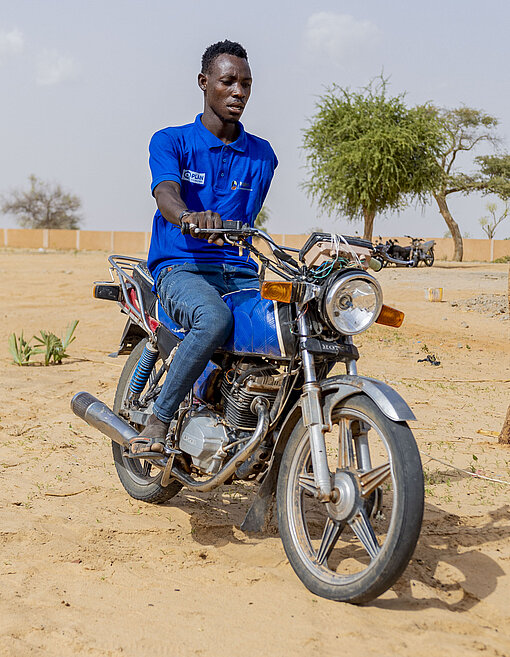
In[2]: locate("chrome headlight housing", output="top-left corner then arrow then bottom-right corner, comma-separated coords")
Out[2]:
322,270 -> 383,335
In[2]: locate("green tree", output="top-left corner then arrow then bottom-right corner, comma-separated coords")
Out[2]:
474,154 -> 510,199
432,107 -> 500,261
255,205 -> 270,232
1,174 -> 82,229
302,79 -> 444,240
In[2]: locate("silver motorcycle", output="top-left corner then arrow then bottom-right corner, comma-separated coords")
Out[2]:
71,226 -> 424,603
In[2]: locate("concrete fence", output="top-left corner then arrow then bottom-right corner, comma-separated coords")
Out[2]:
2,228 -> 510,262
2,228 -> 151,254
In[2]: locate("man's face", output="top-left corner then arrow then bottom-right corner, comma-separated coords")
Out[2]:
199,54 -> 252,123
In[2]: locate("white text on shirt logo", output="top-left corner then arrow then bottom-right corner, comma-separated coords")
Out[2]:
231,180 -> 252,191
182,169 -> 206,185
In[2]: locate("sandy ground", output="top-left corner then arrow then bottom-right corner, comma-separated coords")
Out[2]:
0,249 -> 509,657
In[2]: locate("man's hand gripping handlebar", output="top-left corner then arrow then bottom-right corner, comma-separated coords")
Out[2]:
180,214 -> 256,245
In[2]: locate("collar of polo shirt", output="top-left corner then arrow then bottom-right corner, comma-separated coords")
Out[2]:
194,114 -> 247,153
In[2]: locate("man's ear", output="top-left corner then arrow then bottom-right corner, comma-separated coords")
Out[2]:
198,72 -> 207,92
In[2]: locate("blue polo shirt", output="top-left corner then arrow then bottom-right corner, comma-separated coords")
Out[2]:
147,114 -> 278,283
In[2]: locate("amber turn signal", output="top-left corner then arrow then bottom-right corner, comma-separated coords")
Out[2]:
376,304 -> 405,328
261,281 -> 294,303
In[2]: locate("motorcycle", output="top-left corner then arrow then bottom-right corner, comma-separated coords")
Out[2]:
71,225 -> 424,603
373,236 -> 435,267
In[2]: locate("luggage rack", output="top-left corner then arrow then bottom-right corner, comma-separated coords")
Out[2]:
106,254 -> 157,342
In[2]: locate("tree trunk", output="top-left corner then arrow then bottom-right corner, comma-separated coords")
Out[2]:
500,265 -> 510,444
434,192 -> 463,261
362,208 -> 376,241
499,404 -> 510,445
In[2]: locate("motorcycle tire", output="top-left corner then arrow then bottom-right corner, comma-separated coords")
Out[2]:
112,339 -> 182,504
424,252 -> 434,267
276,393 -> 424,603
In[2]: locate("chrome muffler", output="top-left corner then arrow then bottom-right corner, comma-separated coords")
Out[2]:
70,391 -> 137,447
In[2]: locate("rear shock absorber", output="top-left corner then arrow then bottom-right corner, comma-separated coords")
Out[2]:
129,342 -> 159,395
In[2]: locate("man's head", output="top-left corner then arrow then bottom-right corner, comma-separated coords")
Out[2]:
198,40 -> 252,124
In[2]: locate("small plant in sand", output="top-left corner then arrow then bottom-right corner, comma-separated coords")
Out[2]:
8,320 -> 79,366
8,332 -> 41,366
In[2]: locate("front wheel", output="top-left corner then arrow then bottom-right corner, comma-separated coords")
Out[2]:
277,394 -> 424,603
112,339 -> 182,504
424,251 -> 434,267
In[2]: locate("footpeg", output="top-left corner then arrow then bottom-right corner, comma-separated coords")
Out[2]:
125,450 -> 166,461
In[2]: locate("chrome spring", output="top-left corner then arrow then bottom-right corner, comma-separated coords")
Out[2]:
129,343 -> 159,395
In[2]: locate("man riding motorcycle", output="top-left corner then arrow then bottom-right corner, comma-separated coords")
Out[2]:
132,39 -> 278,455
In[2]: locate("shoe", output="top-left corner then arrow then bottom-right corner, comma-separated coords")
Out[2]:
129,413 -> 169,456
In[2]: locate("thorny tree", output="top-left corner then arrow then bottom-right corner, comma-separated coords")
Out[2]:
2,175 -> 82,229
432,107 -> 500,261
302,79 -> 444,241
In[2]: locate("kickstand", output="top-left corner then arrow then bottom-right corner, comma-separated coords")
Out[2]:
161,447 -> 180,487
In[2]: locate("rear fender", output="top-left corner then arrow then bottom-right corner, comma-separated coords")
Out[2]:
109,319 -> 146,357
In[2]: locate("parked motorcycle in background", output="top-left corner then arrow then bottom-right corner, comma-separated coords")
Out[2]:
373,236 -> 435,268
71,226 -> 424,603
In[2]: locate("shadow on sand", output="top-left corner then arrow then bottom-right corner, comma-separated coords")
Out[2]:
169,488 -> 508,611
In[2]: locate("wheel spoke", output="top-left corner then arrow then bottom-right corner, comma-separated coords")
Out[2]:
142,460 -> 153,477
349,508 -> 381,560
316,517 -> 345,565
338,418 -> 354,469
298,473 -> 318,497
357,462 -> 391,498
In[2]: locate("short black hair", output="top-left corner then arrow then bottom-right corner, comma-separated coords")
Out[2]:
201,40 -> 248,74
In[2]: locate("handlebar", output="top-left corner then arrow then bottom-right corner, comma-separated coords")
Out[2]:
181,219 -> 302,276
181,219 -> 256,237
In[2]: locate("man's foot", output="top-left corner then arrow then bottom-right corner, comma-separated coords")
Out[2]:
129,414 -> 169,456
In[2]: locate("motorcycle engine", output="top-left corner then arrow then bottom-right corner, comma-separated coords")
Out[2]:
221,362 -> 280,430
178,363 -> 280,476
179,408 -> 230,475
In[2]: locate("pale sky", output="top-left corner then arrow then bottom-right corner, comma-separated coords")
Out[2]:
1,0 -> 509,239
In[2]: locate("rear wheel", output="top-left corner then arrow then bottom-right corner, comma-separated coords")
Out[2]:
112,339 -> 182,504
277,394 -> 424,603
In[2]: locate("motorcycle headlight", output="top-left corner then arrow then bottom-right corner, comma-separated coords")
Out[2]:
322,271 -> 383,335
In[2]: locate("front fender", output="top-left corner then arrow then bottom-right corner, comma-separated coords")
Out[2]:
321,375 -> 416,427
241,375 -> 414,533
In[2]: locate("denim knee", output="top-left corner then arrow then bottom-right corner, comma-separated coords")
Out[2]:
195,303 -> 233,342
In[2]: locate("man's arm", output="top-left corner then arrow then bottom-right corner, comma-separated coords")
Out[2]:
153,180 -> 223,245
153,181 -> 188,226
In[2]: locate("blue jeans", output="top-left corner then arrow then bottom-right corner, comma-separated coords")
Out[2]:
153,263 -> 259,423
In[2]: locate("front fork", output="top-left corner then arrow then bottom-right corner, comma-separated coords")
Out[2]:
298,313 -> 358,502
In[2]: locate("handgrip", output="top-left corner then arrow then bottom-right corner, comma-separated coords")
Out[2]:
181,218 -> 245,235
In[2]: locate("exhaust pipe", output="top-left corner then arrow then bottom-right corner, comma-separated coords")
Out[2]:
70,392 -> 138,447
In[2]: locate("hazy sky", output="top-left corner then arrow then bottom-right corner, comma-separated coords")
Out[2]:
1,0 -> 509,239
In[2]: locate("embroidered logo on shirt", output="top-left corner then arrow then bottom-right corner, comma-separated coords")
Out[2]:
182,169 -> 206,185
231,180 -> 252,191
